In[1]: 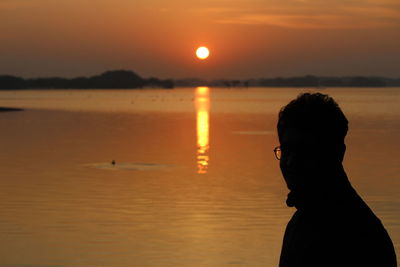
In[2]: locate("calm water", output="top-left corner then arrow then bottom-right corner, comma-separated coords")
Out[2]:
0,88 -> 399,266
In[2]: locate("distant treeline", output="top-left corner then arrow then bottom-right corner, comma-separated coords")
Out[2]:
0,70 -> 174,89
1,71 -> 399,89
175,75 -> 400,87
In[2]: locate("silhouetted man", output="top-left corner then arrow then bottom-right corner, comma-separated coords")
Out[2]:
275,93 -> 396,267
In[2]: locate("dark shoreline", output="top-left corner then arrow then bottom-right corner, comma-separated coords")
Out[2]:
0,107 -> 23,112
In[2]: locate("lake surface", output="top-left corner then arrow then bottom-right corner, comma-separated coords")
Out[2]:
0,87 -> 399,266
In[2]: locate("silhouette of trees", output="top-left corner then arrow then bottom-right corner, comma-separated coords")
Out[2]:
346,76 -> 386,87
147,77 -> 174,89
0,75 -> 26,89
0,70 -> 174,89
89,70 -> 145,88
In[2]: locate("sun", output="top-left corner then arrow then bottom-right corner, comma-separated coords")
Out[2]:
196,46 -> 210,60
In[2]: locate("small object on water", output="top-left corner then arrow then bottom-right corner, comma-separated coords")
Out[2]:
85,162 -> 171,171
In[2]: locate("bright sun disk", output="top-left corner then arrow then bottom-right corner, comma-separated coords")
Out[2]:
196,47 -> 210,60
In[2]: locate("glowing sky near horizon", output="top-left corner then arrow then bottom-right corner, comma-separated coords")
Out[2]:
0,0 -> 399,78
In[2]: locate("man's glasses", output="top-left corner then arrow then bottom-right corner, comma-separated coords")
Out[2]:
273,146 -> 281,160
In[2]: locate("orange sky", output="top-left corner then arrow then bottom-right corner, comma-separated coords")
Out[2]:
0,0 -> 399,79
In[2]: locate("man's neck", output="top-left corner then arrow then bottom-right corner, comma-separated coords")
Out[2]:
287,166 -> 354,210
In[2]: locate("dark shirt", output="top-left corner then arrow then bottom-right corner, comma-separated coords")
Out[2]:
279,184 -> 397,267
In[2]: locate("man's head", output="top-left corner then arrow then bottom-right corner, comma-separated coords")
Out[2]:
277,93 -> 348,191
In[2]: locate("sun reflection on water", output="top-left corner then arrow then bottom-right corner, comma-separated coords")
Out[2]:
195,87 -> 210,174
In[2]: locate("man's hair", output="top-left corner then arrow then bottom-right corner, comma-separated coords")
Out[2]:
277,93 -> 348,144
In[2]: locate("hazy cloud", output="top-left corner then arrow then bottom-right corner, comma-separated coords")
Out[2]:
216,13 -> 400,29
197,0 -> 400,29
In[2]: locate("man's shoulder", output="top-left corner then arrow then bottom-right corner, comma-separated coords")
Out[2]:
281,207 -> 396,267
285,200 -> 387,242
